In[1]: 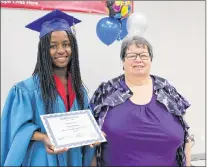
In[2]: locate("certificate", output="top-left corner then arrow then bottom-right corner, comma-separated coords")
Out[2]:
40,109 -> 106,150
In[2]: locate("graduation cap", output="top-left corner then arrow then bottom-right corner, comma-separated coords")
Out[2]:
25,9 -> 81,38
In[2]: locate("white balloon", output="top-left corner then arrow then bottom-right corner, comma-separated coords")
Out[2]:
126,12 -> 148,36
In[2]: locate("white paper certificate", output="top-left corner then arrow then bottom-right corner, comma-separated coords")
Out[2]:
40,109 -> 106,150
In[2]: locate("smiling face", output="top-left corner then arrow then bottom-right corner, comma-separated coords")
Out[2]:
123,43 -> 152,77
49,31 -> 71,68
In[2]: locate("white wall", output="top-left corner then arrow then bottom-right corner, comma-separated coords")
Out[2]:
1,1 -> 205,154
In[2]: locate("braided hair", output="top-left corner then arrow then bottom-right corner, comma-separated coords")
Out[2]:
33,31 -> 85,114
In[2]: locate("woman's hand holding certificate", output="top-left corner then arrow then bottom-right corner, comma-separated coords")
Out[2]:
40,109 -> 106,151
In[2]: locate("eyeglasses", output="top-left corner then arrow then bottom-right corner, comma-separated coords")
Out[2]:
125,53 -> 150,61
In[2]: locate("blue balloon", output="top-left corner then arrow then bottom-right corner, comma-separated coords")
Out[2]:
114,13 -> 122,19
96,17 -> 121,45
117,18 -> 128,41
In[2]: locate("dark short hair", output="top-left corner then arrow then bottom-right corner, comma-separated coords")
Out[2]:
120,36 -> 153,61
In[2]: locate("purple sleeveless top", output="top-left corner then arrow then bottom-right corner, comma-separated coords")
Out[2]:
102,81 -> 184,166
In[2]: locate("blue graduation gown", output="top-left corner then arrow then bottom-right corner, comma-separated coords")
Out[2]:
1,76 -> 95,166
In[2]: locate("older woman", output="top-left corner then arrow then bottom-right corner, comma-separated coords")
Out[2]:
90,36 -> 193,166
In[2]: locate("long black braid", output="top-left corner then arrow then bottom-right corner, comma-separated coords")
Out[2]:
33,31 -> 85,114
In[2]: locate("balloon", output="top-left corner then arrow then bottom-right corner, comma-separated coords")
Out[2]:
114,13 -> 122,19
117,18 -> 128,41
115,1 -> 123,6
112,4 -> 121,12
124,1 -> 131,5
121,5 -> 128,17
126,12 -> 148,36
127,6 -> 131,15
96,17 -> 121,45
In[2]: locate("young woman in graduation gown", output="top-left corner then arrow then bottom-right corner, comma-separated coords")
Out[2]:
1,9 -> 95,166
